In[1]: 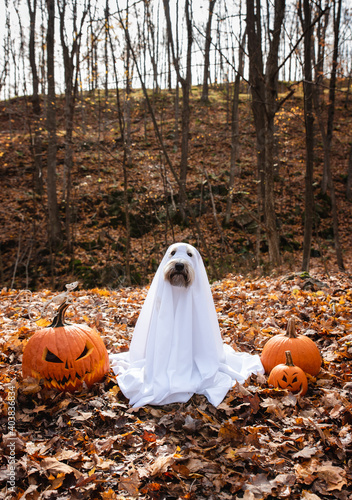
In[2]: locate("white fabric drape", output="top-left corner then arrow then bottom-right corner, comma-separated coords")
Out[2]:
109,243 -> 264,408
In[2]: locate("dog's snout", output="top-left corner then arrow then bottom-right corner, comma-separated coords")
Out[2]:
175,263 -> 184,272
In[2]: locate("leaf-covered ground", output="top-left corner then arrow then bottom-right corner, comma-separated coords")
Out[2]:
1,270 -> 351,499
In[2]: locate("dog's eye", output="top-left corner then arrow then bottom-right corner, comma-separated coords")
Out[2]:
170,250 -> 176,256
187,252 -> 193,257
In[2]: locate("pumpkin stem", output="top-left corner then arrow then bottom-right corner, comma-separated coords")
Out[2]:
284,350 -> 295,367
49,301 -> 70,328
285,318 -> 297,339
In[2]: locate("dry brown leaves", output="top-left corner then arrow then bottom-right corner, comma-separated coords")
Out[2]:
0,271 -> 351,499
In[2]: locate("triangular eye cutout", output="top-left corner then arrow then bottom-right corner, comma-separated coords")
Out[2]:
44,348 -> 63,363
76,342 -> 94,361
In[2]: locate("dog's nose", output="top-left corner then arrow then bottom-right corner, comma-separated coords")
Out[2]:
175,263 -> 184,272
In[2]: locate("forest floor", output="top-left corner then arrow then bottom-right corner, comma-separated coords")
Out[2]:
0,272 -> 351,499
0,85 -> 351,498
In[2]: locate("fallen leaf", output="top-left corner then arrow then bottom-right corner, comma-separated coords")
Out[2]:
292,446 -> 320,459
41,457 -> 83,479
118,472 -> 141,496
317,464 -> 347,491
148,455 -> 175,476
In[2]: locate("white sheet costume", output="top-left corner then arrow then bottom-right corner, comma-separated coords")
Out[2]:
110,243 -> 264,408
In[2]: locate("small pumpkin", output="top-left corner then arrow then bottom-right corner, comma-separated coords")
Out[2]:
261,318 -> 321,376
267,350 -> 308,395
22,301 -> 110,392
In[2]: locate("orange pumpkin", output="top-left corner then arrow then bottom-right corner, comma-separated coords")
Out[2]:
22,301 -> 110,392
261,318 -> 321,376
267,350 -> 308,395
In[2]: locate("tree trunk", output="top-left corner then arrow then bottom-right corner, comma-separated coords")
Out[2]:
247,0 -> 266,201
104,0 -> 109,100
201,0 -> 217,103
122,0 -> 132,285
0,5 -> 9,94
163,0 -> 192,219
108,2 -> 132,283
347,143 -> 352,201
46,0 -> 62,247
314,0 -> 330,105
324,0 -> 344,270
27,0 -> 43,195
224,31 -> 245,225
144,0 -> 159,93
58,0 -> 87,252
246,0 -> 283,267
263,0 -> 285,266
321,0 -> 340,194
311,0 -> 344,270
299,0 -> 315,272
247,0 -> 266,266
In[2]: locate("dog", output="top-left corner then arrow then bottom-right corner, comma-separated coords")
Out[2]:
163,244 -> 196,288
110,242 -> 264,408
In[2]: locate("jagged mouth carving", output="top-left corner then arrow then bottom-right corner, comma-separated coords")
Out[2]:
31,367 -> 99,390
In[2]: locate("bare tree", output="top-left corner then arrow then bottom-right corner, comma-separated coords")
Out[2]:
201,0 -> 217,103
347,143 -> 352,201
319,0 -> 341,197
27,0 -> 43,195
143,0 -> 160,93
46,0 -> 62,247
87,4 -> 99,93
246,0 -> 285,266
104,0 -> 110,100
309,0 -> 344,271
313,0 -> 330,105
0,2 -> 10,96
313,0 -> 344,270
116,0 -> 134,284
299,0 -> 315,272
163,0 -> 193,219
57,0 -> 88,251
224,30 -> 246,225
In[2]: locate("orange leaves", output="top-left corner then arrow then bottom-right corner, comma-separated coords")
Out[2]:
142,430 -> 157,443
140,482 -> 162,494
89,288 -> 112,297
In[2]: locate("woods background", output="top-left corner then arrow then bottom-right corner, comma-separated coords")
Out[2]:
0,0 -> 351,290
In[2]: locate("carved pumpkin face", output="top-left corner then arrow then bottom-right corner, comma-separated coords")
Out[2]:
267,351 -> 308,396
22,303 -> 110,392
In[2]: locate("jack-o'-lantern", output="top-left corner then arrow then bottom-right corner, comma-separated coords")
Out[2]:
267,350 -> 308,395
22,301 -> 110,392
261,318 -> 321,376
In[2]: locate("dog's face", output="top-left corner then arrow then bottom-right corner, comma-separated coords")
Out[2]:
163,244 -> 196,288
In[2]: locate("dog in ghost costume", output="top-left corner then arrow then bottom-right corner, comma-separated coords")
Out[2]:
109,243 -> 264,408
